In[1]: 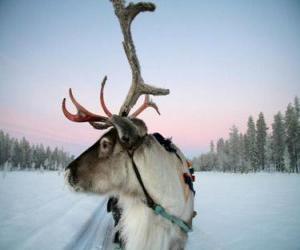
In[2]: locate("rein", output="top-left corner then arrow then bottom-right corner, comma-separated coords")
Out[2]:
126,141 -> 192,234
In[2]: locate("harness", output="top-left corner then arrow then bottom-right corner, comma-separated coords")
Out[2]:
152,133 -> 195,195
126,134 -> 194,234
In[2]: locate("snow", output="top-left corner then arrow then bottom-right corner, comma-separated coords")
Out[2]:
0,172 -> 113,250
188,172 -> 300,250
1,171 -> 300,250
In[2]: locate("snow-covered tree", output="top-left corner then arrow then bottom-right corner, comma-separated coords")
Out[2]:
294,97 -> 300,171
265,135 -> 273,171
12,139 -> 22,168
285,103 -> 299,172
256,112 -> 268,170
271,112 -> 286,172
166,96 -> 300,173
0,129 -> 74,171
216,138 -> 225,171
239,133 -> 249,173
0,130 -> 5,168
228,126 -> 241,172
44,158 -> 50,170
19,137 -> 31,169
246,116 -> 257,171
2,161 -> 12,178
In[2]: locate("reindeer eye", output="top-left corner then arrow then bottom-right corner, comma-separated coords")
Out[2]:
99,137 -> 113,158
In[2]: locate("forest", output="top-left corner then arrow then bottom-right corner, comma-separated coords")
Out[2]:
0,130 -> 74,171
192,97 -> 300,173
1,96 -> 299,173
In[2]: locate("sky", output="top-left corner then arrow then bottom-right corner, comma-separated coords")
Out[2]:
0,0 -> 300,157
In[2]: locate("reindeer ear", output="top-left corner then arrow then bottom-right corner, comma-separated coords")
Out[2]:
111,115 -> 147,148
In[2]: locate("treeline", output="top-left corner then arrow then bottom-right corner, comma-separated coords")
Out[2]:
193,97 -> 300,173
0,130 -> 74,171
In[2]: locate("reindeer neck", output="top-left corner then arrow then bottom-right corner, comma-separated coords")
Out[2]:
119,196 -> 187,250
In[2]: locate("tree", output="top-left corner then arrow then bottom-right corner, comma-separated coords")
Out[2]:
0,129 -> 74,170
246,116 -> 257,171
285,104 -> 299,172
271,112 -> 285,171
0,132 -> 12,167
210,141 -> 215,154
228,126 -> 240,172
294,96 -> 300,118
209,141 -> 217,170
222,140 -> 231,172
11,139 -> 22,167
0,130 -> 5,167
265,135 -> 273,171
19,137 -> 31,169
216,138 -> 225,171
294,97 -> 300,171
256,112 -> 268,170
239,133 -> 249,173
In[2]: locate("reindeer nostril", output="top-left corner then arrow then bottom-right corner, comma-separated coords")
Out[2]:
68,171 -> 79,186
73,174 -> 79,184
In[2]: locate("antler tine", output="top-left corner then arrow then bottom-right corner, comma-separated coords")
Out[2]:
89,121 -> 111,130
100,76 -> 113,117
68,88 -> 99,118
62,88 -> 111,125
130,94 -> 160,117
111,0 -> 169,116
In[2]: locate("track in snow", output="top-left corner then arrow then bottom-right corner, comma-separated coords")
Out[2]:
65,199 -> 114,250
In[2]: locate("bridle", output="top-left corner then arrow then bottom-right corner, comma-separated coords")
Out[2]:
126,137 -> 192,234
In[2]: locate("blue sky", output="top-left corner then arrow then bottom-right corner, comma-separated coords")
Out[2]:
0,0 -> 300,157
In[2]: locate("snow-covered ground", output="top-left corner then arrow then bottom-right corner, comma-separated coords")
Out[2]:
0,171 -> 300,250
188,172 -> 300,250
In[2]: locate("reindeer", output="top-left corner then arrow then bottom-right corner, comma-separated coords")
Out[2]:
63,1 -> 195,249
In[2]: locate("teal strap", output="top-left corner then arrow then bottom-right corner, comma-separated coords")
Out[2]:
154,205 -> 192,234
114,244 -> 123,250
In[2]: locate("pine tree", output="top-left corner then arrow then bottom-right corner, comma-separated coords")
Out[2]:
294,97 -> 300,171
222,140 -> 231,172
239,133 -> 248,173
246,116 -> 257,171
0,131 -> 5,167
20,137 -> 31,169
265,135 -> 273,171
12,139 -> 22,167
228,126 -> 240,172
46,146 -> 52,170
285,104 -> 299,172
271,112 -> 285,171
294,96 -> 300,118
0,129 -> 74,171
210,141 -> 215,153
0,132 -> 12,167
256,112 -> 268,170
216,138 -> 225,171
209,141 -> 217,170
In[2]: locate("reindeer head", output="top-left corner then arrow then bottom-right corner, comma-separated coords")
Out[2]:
63,0 -> 171,197
65,115 -> 148,194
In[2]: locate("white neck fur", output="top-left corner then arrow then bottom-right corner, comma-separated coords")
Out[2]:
117,135 -> 194,250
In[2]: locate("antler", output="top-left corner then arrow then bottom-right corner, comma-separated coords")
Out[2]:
111,0 -> 169,117
130,95 -> 160,117
62,1 -> 168,128
100,76 -> 113,118
62,77 -> 112,129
